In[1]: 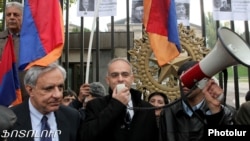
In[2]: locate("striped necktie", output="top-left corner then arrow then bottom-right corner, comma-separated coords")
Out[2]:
40,116 -> 52,141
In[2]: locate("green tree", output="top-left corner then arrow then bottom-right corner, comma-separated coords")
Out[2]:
63,0 -> 77,10
205,12 -> 217,49
204,12 -> 230,49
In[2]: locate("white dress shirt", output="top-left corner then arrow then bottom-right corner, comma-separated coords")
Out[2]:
29,99 -> 59,141
127,94 -> 134,119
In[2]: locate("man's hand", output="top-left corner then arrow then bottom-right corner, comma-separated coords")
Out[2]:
202,79 -> 224,114
112,85 -> 130,105
78,83 -> 90,103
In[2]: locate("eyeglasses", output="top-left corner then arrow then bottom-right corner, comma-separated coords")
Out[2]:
109,72 -> 131,78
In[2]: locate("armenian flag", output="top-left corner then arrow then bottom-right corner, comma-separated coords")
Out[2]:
0,35 -> 22,107
19,0 -> 64,70
143,0 -> 181,66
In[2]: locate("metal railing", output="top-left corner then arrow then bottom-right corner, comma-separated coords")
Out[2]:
3,0 -> 249,109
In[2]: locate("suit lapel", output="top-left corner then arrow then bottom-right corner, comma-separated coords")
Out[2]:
14,100 -> 33,141
54,106 -> 69,141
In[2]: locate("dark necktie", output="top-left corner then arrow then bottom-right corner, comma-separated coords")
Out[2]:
41,116 -> 52,141
124,111 -> 131,129
125,111 -> 131,122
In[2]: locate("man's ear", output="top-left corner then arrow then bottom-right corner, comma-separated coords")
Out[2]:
105,76 -> 109,85
25,85 -> 33,96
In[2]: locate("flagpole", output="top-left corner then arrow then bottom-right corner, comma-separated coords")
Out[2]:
85,0 -> 102,83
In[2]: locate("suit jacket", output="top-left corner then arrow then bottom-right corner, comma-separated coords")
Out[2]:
79,88 -> 158,141
8,100 -> 81,141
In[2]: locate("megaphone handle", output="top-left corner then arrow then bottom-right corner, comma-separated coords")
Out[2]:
196,78 -> 224,102
196,78 -> 208,89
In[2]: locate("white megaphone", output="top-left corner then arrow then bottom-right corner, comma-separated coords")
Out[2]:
180,27 -> 250,89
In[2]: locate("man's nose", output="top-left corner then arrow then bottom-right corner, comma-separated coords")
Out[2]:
52,87 -> 62,97
117,74 -> 124,81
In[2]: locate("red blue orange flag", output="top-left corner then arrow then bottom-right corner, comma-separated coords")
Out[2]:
19,0 -> 64,70
143,0 -> 181,66
0,35 -> 22,107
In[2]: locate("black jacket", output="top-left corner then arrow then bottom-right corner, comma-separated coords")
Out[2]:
159,99 -> 235,141
8,100 -> 81,141
79,88 -> 158,141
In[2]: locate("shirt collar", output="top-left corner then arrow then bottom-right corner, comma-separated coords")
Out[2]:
29,99 -> 54,126
182,99 -> 205,117
8,30 -> 20,37
127,94 -> 134,118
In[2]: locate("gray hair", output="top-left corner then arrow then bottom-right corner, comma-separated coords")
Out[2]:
106,57 -> 133,76
5,1 -> 23,13
89,82 -> 106,97
24,63 -> 66,87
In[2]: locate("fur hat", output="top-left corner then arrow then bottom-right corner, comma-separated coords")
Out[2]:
89,82 -> 106,97
0,105 -> 17,133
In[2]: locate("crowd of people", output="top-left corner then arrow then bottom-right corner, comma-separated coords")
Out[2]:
1,1 -> 250,141
2,56 -> 249,141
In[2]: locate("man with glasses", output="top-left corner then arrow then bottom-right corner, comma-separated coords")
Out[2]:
79,57 -> 158,141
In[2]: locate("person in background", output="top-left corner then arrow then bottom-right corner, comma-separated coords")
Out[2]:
232,90 -> 250,125
0,1 -> 26,103
8,63 -> 80,141
245,90 -> 250,101
148,92 -> 169,127
159,60 -> 235,141
84,82 -> 106,106
0,1 -> 22,40
61,89 -> 77,106
234,101 -> 250,125
70,82 -> 106,109
0,105 -> 17,141
70,82 -> 106,120
79,57 -> 158,141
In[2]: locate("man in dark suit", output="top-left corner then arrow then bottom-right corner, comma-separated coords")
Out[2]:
8,63 -> 81,141
79,58 -> 158,141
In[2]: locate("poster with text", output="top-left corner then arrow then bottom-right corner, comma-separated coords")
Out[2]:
213,0 -> 250,20
77,0 -> 117,17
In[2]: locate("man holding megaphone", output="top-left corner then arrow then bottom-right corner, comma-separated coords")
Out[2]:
159,60 -> 236,141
